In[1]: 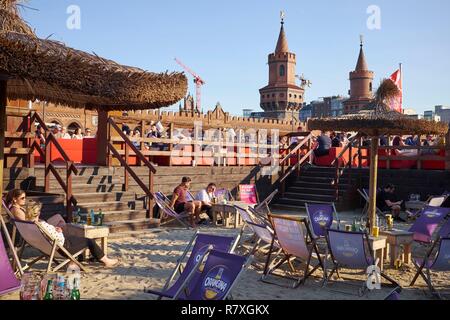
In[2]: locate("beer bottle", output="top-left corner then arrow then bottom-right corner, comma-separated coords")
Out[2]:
98,208 -> 104,226
87,210 -> 92,226
43,280 -> 54,300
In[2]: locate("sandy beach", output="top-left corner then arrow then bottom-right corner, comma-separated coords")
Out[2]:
1,211 -> 449,301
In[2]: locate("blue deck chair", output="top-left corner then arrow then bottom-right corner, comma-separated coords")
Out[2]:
410,237 -> 450,299
408,206 -> 450,244
153,192 -> 191,229
0,227 -> 21,297
261,214 -> 324,288
171,250 -> 252,300
438,219 -> 450,239
145,232 -> 237,300
305,203 -> 340,240
325,229 -> 398,294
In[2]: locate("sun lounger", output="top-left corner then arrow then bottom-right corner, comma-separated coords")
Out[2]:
410,237 -> 450,299
324,229 -> 398,293
170,250 -> 252,300
305,203 -> 340,239
153,192 -> 192,229
12,219 -> 86,273
0,228 -> 21,296
261,214 -> 324,288
145,232 -> 238,300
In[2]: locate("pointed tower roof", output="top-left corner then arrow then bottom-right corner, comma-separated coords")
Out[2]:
355,37 -> 369,71
275,19 -> 289,53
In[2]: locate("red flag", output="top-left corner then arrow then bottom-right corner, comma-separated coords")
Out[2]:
389,69 -> 403,113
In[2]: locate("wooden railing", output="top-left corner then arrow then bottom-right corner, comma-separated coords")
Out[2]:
331,133 -> 361,201
107,118 -> 156,218
278,132 -> 315,196
28,112 -> 78,220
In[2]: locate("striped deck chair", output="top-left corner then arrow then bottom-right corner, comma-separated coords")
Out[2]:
153,192 -> 192,229
145,232 -> 238,300
0,227 -> 21,296
12,219 -> 86,273
410,237 -> 450,299
171,250 -> 252,300
261,214 -> 324,288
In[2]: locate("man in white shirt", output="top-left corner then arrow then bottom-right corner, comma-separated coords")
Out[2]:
195,183 -> 217,222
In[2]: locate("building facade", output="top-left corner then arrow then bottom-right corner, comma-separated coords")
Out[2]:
343,40 -> 375,114
435,105 -> 450,124
259,17 -> 305,121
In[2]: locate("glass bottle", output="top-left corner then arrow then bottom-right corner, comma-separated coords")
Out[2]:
43,280 -> 54,300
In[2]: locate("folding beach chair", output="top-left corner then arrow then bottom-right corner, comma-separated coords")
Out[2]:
145,232 -> 238,300
171,250 -> 252,300
185,190 -> 195,202
0,202 -> 23,276
305,203 -> 340,240
358,188 -> 387,219
410,237 -> 450,299
406,195 -> 448,220
214,188 -> 234,202
384,287 -> 402,300
261,214 -> 324,288
438,218 -> 450,239
0,228 -> 21,297
324,229 -> 398,294
12,219 -> 86,273
253,189 -> 278,221
155,191 -> 171,207
408,206 -> 450,244
234,205 -> 280,255
153,192 -> 192,229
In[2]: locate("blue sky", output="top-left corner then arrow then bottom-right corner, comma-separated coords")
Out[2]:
22,0 -> 450,115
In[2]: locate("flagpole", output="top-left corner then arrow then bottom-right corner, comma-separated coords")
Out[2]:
399,63 -> 403,114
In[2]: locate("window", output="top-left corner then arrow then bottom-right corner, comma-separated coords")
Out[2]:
280,93 -> 285,98
272,94 -> 275,98
369,82 -> 373,92
294,95 -> 297,99
279,65 -> 285,77
289,94 -> 292,98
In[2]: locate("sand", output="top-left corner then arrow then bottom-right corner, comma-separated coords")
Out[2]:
1,211 -> 449,300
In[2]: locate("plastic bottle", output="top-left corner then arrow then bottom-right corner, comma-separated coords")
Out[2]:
55,275 -> 66,300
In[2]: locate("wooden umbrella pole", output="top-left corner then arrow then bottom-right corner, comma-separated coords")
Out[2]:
368,136 -> 379,234
0,80 -> 6,200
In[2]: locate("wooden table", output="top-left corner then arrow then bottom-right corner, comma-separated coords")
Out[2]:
380,229 -> 414,267
212,202 -> 254,229
65,223 -> 110,257
405,201 -> 426,211
368,236 -> 387,272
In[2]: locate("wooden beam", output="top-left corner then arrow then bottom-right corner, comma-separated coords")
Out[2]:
0,80 -> 6,197
368,137 -> 379,234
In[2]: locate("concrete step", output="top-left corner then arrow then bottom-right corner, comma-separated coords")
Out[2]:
287,186 -> 342,196
276,197 -> 336,208
105,218 -> 161,233
48,183 -> 125,193
102,209 -> 148,223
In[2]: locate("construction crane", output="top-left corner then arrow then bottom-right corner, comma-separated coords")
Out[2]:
174,58 -> 205,112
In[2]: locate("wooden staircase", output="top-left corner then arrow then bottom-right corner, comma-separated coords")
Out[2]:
271,166 -> 356,212
33,166 -> 159,234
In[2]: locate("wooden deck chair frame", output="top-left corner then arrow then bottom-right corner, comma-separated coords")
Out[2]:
261,214 -> 324,288
153,192 -> 191,229
358,189 -> 389,220
13,219 -> 86,274
253,189 -> 278,221
324,230 -> 398,292
409,237 -> 449,299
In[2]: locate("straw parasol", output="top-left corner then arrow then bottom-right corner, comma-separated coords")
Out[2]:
309,78 -> 449,233
0,0 -> 188,196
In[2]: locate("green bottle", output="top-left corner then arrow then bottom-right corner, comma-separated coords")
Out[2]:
70,278 -> 81,300
352,219 -> 358,232
43,280 -> 54,300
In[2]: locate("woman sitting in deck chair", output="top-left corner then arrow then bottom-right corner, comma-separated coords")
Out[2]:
7,190 -> 119,268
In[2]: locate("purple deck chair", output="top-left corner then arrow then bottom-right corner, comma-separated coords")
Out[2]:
185,190 -> 195,202
172,250 -> 251,300
153,192 -> 191,229
408,206 -> 450,244
438,219 -> 450,239
145,232 -> 237,300
155,191 -> 171,206
410,237 -> 450,299
384,287 -> 402,300
305,203 -> 339,239
261,215 -> 324,288
0,229 -> 21,296
214,188 -> 234,202
325,229 -> 398,288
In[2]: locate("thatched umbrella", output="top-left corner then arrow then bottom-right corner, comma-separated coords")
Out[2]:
0,0 -> 187,195
309,78 -> 448,233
